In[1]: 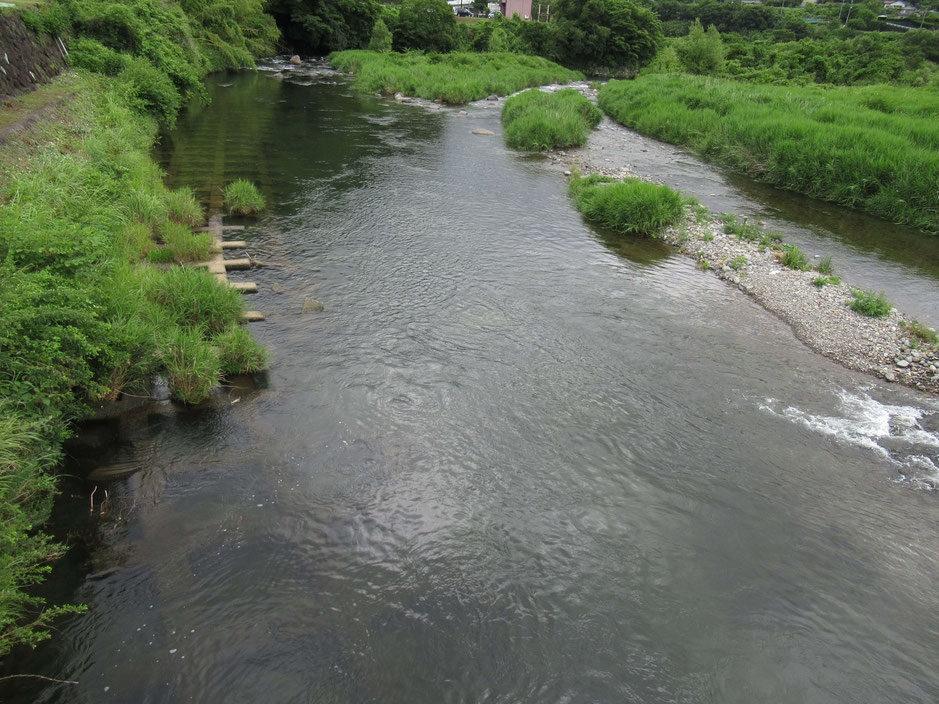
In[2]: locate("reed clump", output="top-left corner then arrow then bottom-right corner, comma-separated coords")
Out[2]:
224,179 -> 266,216
597,75 -> 939,233
502,88 -> 602,151
569,174 -> 684,237
329,50 -> 583,104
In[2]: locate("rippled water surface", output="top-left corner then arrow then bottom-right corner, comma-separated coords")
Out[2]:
3,65 -> 938,704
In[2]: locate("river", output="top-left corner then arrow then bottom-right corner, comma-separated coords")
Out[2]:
3,63 -> 938,703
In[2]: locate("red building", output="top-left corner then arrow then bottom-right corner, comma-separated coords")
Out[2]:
500,0 -> 533,19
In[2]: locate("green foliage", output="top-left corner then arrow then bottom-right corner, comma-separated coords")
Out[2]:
224,179 -> 266,215
812,275 -> 841,288
394,0 -> 459,53
849,288 -> 893,317
674,19 -> 725,75
147,266 -> 245,335
267,0 -> 379,54
368,18 -> 393,53
166,186 -> 204,226
569,173 -> 684,236
215,324 -> 270,375
553,0 -> 663,71
488,26 -> 512,53
330,50 -> 583,104
816,254 -> 834,275
161,327 -> 221,404
781,243 -> 809,270
502,88 -> 602,151
162,222 -> 214,263
597,75 -> 939,232
729,255 -> 747,270
720,213 -> 763,241
147,247 -> 177,264
904,320 -> 939,344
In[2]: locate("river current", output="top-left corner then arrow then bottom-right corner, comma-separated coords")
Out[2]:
3,64 -> 938,703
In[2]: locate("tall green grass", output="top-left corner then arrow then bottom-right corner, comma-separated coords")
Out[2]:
502,88 -> 602,151
569,174 -> 685,237
224,179 -> 265,216
329,50 -> 583,104
597,75 -> 939,233
0,72 -> 266,655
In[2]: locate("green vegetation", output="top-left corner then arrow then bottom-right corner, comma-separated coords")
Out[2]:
394,0 -> 459,53
812,275 -> 841,288
224,179 -> 266,216
849,288 -> 893,317
502,88 -> 602,151
368,18 -> 392,53
720,213 -> 763,242
162,221 -> 214,263
903,320 -> 939,344
569,173 -> 684,237
815,254 -> 834,275
729,255 -> 747,270
216,324 -> 270,375
780,243 -> 809,270
329,50 -> 582,104
597,75 -> 939,232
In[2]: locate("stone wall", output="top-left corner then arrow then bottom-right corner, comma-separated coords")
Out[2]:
0,12 -> 66,102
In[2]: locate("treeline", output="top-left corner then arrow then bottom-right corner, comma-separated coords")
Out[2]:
275,0 -> 663,73
1,0 -> 275,657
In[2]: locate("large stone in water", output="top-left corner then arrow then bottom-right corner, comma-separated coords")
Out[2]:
289,55 -> 301,65
472,129 -> 495,136
302,298 -> 324,313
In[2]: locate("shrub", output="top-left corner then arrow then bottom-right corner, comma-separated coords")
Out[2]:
393,0 -> 459,53
849,289 -> 892,317
215,324 -> 269,375
489,26 -> 513,53
781,243 -> 809,270
502,88 -> 602,151
224,179 -> 265,216
553,0 -> 663,72
147,266 -> 244,335
162,327 -> 221,404
368,18 -> 393,53
674,20 -> 725,75
569,174 -> 684,237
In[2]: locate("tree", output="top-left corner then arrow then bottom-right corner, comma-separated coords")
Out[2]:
553,0 -> 663,71
488,26 -> 512,51
393,0 -> 459,52
267,0 -> 381,54
368,18 -> 392,52
675,19 -> 725,75
472,0 -> 489,15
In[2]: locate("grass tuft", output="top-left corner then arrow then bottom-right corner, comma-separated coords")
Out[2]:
162,327 -> 221,404
904,320 -> 938,344
147,266 -> 244,335
215,324 -> 269,375
569,174 -> 684,237
849,289 -> 892,317
781,244 -> 809,271
502,88 -> 602,151
224,179 -> 265,216
166,186 -> 204,226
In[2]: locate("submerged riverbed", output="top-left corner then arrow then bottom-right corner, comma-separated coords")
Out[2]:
3,65 -> 938,703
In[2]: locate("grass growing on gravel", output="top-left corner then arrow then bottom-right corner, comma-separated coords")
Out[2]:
329,50 -> 582,104
849,289 -> 893,317
902,320 -> 939,344
569,174 -> 684,237
780,244 -> 809,271
597,75 -> 939,233
502,88 -> 602,151
224,179 -> 265,216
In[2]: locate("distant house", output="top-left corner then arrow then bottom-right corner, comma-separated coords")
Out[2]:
500,0 -> 533,19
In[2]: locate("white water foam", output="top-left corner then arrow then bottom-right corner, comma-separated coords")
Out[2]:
760,390 -> 939,490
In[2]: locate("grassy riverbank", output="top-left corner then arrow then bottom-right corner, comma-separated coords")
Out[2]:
0,71 -> 270,656
329,50 -> 583,104
597,75 -> 939,233
502,88 -> 602,151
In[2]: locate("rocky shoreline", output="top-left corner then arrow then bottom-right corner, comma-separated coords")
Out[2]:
545,140 -> 939,396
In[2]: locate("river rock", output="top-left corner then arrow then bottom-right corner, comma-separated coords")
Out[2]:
487,95 -> 498,101
895,359 -> 910,368
884,370 -> 896,382
289,55 -> 301,65
472,129 -> 495,136
459,110 -> 467,115
302,298 -> 324,314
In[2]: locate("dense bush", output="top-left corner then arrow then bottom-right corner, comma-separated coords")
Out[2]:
368,18 -> 392,53
598,75 -> 939,231
569,173 -> 685,236
224,179 -> 266,215
267,0 -> 380,54
553,0 -> 663,71
502,88 -> 602,151
393,0 -> 459,53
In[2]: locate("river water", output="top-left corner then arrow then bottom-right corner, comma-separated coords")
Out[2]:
3,65 -> 939,703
